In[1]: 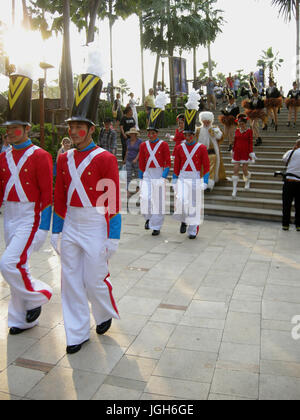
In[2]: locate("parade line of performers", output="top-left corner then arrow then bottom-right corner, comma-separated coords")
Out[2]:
0,68 -> 294,354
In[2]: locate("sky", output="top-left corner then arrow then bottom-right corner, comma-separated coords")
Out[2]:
0,0 -> 297,102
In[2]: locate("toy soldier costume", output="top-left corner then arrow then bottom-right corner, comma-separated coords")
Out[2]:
139,93 -> 171,236
173,92 -> 210,239
51,68 -> 121,354
0,72 -> 53,335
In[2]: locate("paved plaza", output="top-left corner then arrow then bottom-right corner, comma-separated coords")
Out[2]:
0,212 -> 300,400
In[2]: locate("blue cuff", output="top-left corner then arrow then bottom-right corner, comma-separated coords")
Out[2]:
39,206 -> 52,231
172,174 -> 178,185
203,172 -> 210,185
162,167 -> 170,179
109,213 -> 122,240
52,212 -> 64,234
138,170 -> 144,180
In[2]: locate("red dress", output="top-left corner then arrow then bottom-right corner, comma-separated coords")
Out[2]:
232,129 -> 253,163
172,129 -> 186,156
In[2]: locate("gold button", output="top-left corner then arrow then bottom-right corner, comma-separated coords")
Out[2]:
62,171 -> 65,175
88,172 -> 92,175
89,187 -> 93,190
2,168 -> 5,171
26,182 -> 29,185
24,169 -> 28,172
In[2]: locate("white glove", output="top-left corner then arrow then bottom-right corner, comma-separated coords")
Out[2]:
32,229 -> 48,252
249,152 -> 257,162
51,233 -> 62,255
106,239 -> 119,260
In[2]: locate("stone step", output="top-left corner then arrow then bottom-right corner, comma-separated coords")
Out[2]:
204,193 -> 281,211
225,170 -> 280,181
212,186 -> 281,200
203,203 -> 285,222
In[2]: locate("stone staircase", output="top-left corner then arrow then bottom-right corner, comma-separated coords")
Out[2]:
115,105 -> 298,222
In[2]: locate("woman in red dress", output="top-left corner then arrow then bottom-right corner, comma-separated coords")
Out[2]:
231,114 -> 256,198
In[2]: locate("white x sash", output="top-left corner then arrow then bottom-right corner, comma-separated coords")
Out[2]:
4,146 -> 39,202
67,148 -> 105,207
145,140 -> 163,171
181,143 -> 200,173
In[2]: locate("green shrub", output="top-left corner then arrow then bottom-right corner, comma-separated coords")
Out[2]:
138,111 -> 147,130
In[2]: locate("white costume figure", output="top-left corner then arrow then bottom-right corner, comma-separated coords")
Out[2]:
196,112 -> 226,191
129,93 -> 139,130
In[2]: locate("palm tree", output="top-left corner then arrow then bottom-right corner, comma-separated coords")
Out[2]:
257,47 -> 284,85
271,0 -> 299,83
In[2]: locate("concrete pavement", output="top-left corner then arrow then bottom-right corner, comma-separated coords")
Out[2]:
0,213 -> 300,400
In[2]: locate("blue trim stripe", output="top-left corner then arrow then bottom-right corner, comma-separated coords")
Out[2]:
109,213 -> 122,239
52,212 -> 65,233
39,205 -> 52,231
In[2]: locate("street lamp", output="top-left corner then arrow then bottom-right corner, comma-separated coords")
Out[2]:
38,77 -> 45,149
38,62 -> 54,150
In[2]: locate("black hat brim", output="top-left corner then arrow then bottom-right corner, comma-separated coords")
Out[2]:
66,117 -> 95,126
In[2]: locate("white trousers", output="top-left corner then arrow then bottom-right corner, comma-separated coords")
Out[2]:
140,168 -> 165,231
173,171 -> 204,237
0,202 -> 52,329
60,207 -> 119,346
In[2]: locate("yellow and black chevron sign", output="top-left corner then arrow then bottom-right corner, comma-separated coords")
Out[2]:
75,74 -> 100,106
8,76 -> 29,110
185,109 -> 197,126
150,108 -> 162,123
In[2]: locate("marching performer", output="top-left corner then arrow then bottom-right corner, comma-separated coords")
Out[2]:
264,74 -> 282,131
139,92 -> 171,236
173,91 -> 210,239
218,88 -> 240,151
231,114 -> 256,198
286,82 -> 300,127
196,111 -> 226,192
0,71 -> 53,335
51,54 -> 121,354
242,87 -> 267,146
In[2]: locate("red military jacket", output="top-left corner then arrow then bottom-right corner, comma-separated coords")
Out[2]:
54,144 -> 120,222
139,140 -> 171,173
0,141 -> 53,213
173,142 -> 210,177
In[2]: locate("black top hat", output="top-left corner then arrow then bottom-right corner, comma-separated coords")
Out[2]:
2,74 -> 33,126
66,73 -> 103,126
147,108 -> 164,131
183,109 -> 197,134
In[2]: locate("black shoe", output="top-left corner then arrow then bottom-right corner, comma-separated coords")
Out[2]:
26,307 -> 41,323
152,230 -> 160,236
189,235 -> 197,240
262,124 -> 268,131
287,122 -> 291,127
145,220 -> 150,230
275,125 -> 278,131
271,120 -> 275,127
180,223 -> 187,234
282,226 -> 290,231
96,319 -> 112,335
9,327 -> 28,335
255,137 -> 262,146
227,145 -> 233,152
66,339 -> 89,355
